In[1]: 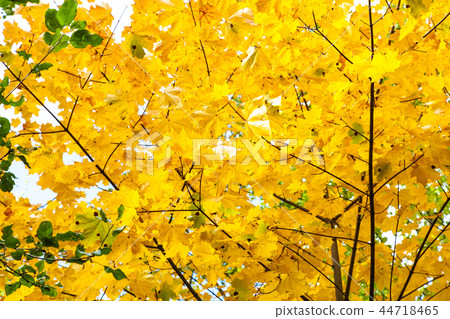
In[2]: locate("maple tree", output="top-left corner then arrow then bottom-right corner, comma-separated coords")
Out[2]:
0,0 -> 449,301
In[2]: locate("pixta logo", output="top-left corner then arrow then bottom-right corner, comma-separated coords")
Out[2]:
126,131 -> 324,175
126,129 -> 172,175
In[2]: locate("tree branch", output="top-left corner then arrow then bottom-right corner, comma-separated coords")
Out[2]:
368,0 -> 376,300
152,238 -> 202,301
397,198 -> 450,300
345,197 -> 364,300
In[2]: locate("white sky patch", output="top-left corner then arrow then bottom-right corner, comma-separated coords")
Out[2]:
30,98 -> 64,125
62,151 -> 84,165
75,185 -> 102,203
10,161 -> 56,205
88,0 -> 134,43
384,230 -> 403,247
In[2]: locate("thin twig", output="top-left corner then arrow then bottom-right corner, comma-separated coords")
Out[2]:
397,198 -> 450,300
153,238 -> 202,301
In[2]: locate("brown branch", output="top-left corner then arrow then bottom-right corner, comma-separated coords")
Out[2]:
4,35 -> 64,100
422,12 -> 450,39
273,193 -> 363,221
368,0 -> 376,300
61,291 -> 77,297
174,168 -> 272,272
331,235 -> 344,300
341,118 -> 370,142
273,193 -> 310,213
345,197 -> 364,300
310,11 -> 353,64
293,85 -> 305,116
153,238 -> 202,301
11,130 -> 65,137
261,137 -> 368,195
345,195 -> 363,211
67,96 -> 79,129
188,1 -> 210,77
138,209 -> 199,214
389,187 -> 401,301
229,103 -> 246,122
123,288 -> 137,298
275,231 -> 333,267
132,93 -> 154,129
427,284 -> 450,301
103,141 -> 122,171
95,164 -> 119,190
374,154 -> 424,195
308,161 -> 368,196
3,62 -> 120,190
272,226 -> 369,245
199,40 -> 211,77
279,240 -> 345,296
401,275 -> 444,300
397,198 -> 450,300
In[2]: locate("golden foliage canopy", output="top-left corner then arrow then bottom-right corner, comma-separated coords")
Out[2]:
0,0 -> 449,301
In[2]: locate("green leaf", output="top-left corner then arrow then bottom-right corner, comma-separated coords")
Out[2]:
53,35 -> 70,53
2,224 -> 13,239
70,29 -> 91,49
104,266 -> 113,274
406,0 -> 428,18
37,221 -> 53,241
0,76 -> 9,88
75,213 -> 113,246
45,8 -> 62,32
16,146 -> 28,155
66,257 -> 84,264
348,123 -> 365,144
20,274 -> 35,287
56,231 -> 83,241
112,269 -> 127,280
35,260 -> 45,273
32,63 -> 53,74
0,117 -> 11,138
43,32 -> 54,45
99,209 -> 108,223
0,159 -> 12,171
8,95 -> 25,107
49,28 -> 61,46
100,247 -> 111,255
91,249 -> 101,256
70,20 -> 86,30
28,248 -> 44,259
25,235 -> 34,244
159,283 -> 176,301
193,212 -> 205,228
117,204 -> 124,220
17,50 -> 32,60
112,226 -> 125,237
44,252 -> 55,264
11,249 -> 24,260
41,286 -> 57,297
5,282 -> 21,296
88,33 -> 103,47
75,244 -> 88,258
130,36 -> 145,59
18,264 -> 36,274
4,235 -> 20,249
36,271 -> 49,282
41,237 -> 59,249
104,266 -> 127,280
17,155 -> 31,169
56,0 -> 77,27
